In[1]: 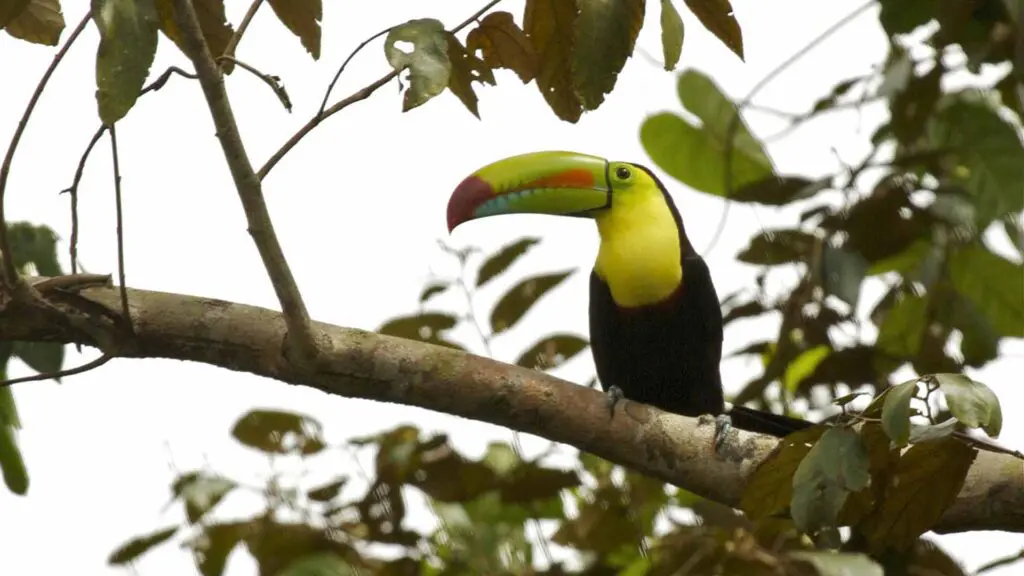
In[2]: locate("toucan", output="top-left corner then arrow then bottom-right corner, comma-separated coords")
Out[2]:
445,151 -> 813,445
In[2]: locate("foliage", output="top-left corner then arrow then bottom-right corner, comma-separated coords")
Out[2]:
1,0 -> 1022,574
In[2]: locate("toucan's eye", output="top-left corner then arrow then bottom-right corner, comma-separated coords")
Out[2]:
615,166 -> 631,180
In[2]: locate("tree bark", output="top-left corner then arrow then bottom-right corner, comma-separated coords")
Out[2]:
2,278 -> 1022,534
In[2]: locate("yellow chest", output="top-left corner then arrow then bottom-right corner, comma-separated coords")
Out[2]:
593,195 -> 683,308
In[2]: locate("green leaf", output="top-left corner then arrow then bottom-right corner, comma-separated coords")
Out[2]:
524,0 -> 582,122
729,175 -> 828,205
7,222 -> 62,276
12,341 -> 64,378
878,0 -> 936,36
0,0 -> 30,29
377,312 -> 463,349
277,553 -> 354,576
108,526 -> 178,565
3,0 -> 64,45
908,418 -> 958,444
384,18 -> 451,112
515,333 -> 589,371
933,373 -> 1002,437
659,0 -> 684,71
266,0 -> 321,59
92,0 -> 159,125
950,293 -> 999,367
682,0 -> 743,59
572,0 -> 644,110
737,229 -> 816,265
230,409 -> 326,456
640,110 -> 773,198
928,94 -> 1024,224
876,292 -> 928,359
466,11 -> 538,83
676,70 -> 769,162
1002,212 -> 1023,256
790,427 -> 870,533
477,237 -> 541,287
307,477 -> 347,502
740,425 -> 828,520
184,521 -> 247,576
490,270 -> 573,334
418,282 -> 449,303
783,345 -> 830,393
821,245 -> 868,308
790,551 -> 883,576
172,472 -> 237,523
0,414 -> 29,495
153,0 -> 234,70
948,244 -> 1024,338
881,378 -> 919,447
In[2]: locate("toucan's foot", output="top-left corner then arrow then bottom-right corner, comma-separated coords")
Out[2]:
605,385 -> 625,418
713,413 -> 733,453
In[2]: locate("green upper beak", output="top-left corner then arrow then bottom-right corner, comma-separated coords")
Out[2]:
447,151 -> 613,232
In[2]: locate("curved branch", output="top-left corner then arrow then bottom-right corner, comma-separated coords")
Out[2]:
1,279 -> 1021,535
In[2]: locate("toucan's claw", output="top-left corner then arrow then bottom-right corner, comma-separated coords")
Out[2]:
713,413 -> 733,453
606,385 -> 625,418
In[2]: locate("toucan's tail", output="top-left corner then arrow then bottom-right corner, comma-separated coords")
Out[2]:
726,405 -> 815,437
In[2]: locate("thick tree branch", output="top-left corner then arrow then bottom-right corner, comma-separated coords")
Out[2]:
170,0 -> 320,365
1,279 -> 1022,535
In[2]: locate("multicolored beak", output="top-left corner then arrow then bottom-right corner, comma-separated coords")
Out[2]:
447,151 -> 613,232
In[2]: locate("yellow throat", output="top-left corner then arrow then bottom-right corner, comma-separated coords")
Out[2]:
593,188 -> 683,308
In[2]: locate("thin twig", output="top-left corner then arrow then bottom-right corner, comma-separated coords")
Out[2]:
221,0 -> 265,64
318,26 -> 393,118
62,126 -> 108,275
215,55 -> 292,112
140,66 -> 198,95
0,11 -> 92,288
976,548 -> 1024,574
0,353 -> 113,388
171,0 -> 319,365
706,0 -> 875,257
108,124 -> 133,333
258,0 -> 506,181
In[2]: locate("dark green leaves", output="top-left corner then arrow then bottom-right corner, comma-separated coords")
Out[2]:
659,0 -> 684,70
476,237 -> 540,287
572,0 -> 644,110
737,229 -> 816,265
384,19 -> 451,112
490,270 -> 573,334
12,341 -> 64,378
378,312 -> 462,349
515,333 -> 589,370
524,0 -> 581,122
92,0 -> 159,125
790,427 -> 870,533
230,409 -> 326,456
948,244 -> 1024,338
933,373 -> 1002,437
641,70 -> 773,197
730,175 -> 828,206
881,378 -> 918,447
682,0 -> 743,59
7,222 -> 62,276
108,526 -> 178,565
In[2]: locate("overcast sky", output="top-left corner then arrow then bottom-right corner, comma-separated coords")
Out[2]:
2,1 -> 1022,574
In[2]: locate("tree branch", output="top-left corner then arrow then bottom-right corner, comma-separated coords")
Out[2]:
169,0 -> 321,365
1,279 -> 1021,535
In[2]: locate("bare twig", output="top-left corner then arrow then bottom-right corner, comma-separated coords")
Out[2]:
0,353 -> 113,388
976,547 -> 1024,574
0,12 -> 92,288
221,0 -> 265,65
108,124 -> 133,333
258,0 -> 506,181
318,26 -> 393,118
215,56 -> 292,112
140,66 -> 198,95
62,126 -> 108,275
706,0 -> 875,257
170,0 -> 320,365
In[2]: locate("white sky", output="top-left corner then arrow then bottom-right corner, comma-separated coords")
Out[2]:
2,1 -> 1022,574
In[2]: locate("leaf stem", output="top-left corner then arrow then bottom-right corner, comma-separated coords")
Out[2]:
221,0 -> 265,65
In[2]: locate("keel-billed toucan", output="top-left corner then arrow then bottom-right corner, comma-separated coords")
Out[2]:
446,151 -> 812,443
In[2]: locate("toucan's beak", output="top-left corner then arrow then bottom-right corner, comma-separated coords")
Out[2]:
447,151 -> 613,232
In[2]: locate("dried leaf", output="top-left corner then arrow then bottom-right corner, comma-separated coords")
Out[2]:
0,0 -> 30,30
445,32 -> 495,118
524,0 -> 582,122
683,0 -> 743,59
153,0 -> 233,66
466,11 -> 537,82
572,0 -> 644,110
267,0 -> 321,59
3,0 -> 63,45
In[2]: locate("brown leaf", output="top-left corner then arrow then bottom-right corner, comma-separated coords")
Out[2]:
739,425 -> 828,520
445,32 -> 496,118
572,0 -> 645,110
524,0 -> 583,122
466,11 -> 538,82
856,437 -> 977,553
683,0 -> 743,60
154,0 -> 234,67
0,0 -> 30,30
267,0 -> 321,59
3,0 -> 63,45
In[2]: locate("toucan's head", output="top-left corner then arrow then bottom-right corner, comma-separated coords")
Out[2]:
446,150 -> 665,232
